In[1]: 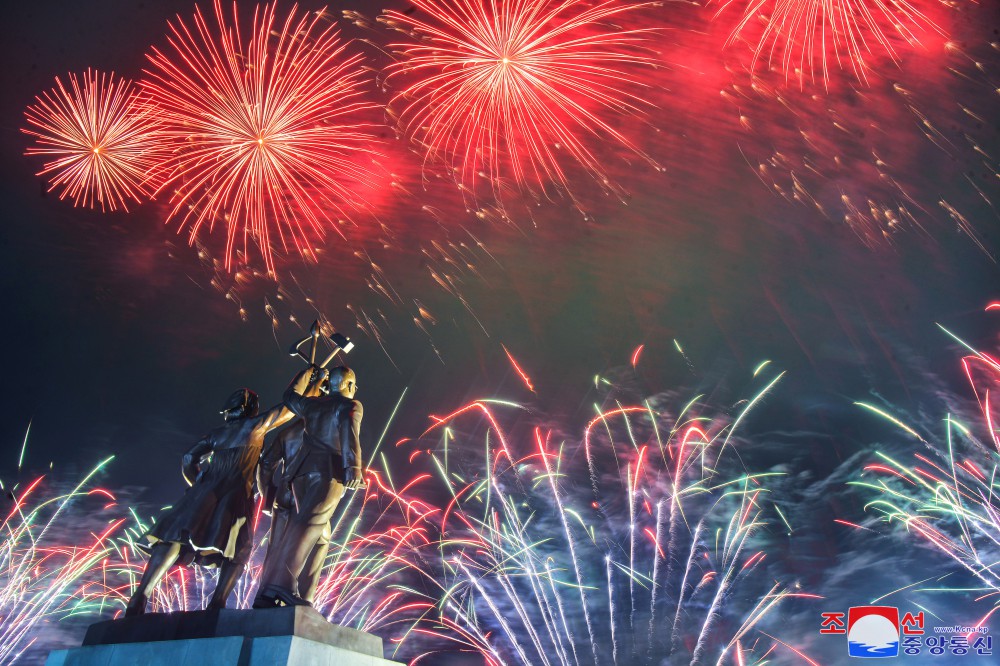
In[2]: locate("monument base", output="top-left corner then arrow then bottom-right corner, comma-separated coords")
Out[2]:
45,606 -> 404,666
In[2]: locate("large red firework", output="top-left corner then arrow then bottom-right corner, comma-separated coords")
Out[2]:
23,69 -> 162,212
381,0 -> 657,203
715,0 -> 942,86
142,0 -> 383,275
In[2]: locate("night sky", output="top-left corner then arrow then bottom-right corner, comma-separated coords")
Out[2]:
2,1 -> 1000,663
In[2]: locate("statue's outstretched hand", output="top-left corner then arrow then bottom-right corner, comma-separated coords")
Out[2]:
344,466 -> 367,491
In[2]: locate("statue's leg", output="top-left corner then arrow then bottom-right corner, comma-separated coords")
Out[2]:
207,559 -> 244,610
125,542 -> 181,616
298,494 -> 339,603
209,514 -> 254,610
267,474 -> 341,603
253,504 -> 290,608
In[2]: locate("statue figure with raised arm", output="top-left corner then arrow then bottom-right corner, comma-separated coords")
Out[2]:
125,370 -> 318,616
253,365 -> 365,608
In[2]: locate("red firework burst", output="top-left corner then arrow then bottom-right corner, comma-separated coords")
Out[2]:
381,0 -> 657,203
143,0 -> 383,275
22,69 -> 162,212
715,0 -> 943,86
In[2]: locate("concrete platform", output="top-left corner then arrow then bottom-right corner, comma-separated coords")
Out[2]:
45,606 -> 403,666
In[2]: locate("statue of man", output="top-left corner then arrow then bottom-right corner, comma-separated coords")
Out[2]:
255,420 -> 327,605
253,365 -> 365,608
125,372 -> 318,616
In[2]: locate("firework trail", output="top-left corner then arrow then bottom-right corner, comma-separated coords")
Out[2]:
142,0 -> 385,275
379,0 -> 660,206
402,365 -> 816,665
0,456 -> 122,666
852,317 -> 1000,626
22,69 -> 163,212
714,0 -> 942,87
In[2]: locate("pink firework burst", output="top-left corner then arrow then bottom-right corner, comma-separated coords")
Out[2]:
143,0 -> 384,275
380,0 -> 658,203
715,0 -> 944,86
22,69 -> 162,212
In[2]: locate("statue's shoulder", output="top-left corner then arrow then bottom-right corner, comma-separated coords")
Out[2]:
330,395 -> 362,417
213,418 -> 254,446
347,398 -> 363,418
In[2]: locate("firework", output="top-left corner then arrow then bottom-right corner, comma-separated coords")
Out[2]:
714,0 -> 942,86
0,456 -> 123,665
852,319 -> 1000,627
22,69 -> 162,212
380,0 -> 658,204
142,0 -> 384,275
402,365 -> 816,664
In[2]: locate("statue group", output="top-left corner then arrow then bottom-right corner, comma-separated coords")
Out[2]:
125,325 -> 365,615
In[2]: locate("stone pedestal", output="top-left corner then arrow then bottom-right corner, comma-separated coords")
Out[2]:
45,606 -> 404,666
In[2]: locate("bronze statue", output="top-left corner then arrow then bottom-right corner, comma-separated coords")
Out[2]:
253,365 -> 365,608
125,373 -> 318,616
256,420 -> 326,604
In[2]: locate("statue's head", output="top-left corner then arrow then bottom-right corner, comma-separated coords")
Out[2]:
221,388 -> 260,421
328,366 -> 357,399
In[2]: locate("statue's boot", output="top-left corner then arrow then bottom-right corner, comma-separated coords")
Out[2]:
251,590 -> 279,609
124,592 -> 147,617
253,584 -> 310,608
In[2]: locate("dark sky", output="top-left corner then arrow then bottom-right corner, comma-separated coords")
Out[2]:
1,1 -> 1000,662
